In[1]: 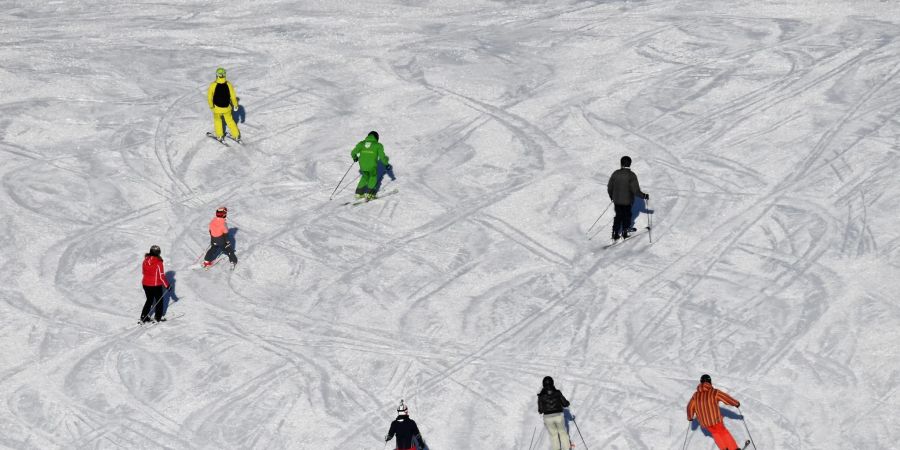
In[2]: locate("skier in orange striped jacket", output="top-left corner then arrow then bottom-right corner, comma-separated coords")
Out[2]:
686,374 -> 742,450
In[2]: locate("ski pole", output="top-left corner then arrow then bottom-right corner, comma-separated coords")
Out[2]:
330,160 -> 357,200
682,419 -> 692,450
587,201 -> 613,234
738,407 -> 758,450
140,288 -> 169,323
194,243 -> 212,265
527,426 -> 537,450
572,417 -> 589,450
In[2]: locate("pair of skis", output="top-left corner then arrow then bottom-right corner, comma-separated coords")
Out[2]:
206,132 -> 242,146
137,313 -> 184,327
342,188 -> 399,206
600,226 -> 651,249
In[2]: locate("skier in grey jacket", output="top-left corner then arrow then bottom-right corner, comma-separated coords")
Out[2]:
607,155 -> 649,240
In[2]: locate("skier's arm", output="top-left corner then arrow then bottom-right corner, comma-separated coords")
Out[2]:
559,392 -> 570,408
350,144 -> 361,162
207,83 -> 215,109
379,146 -> 389,165
227,81 -> 238,108
717,390 -> 740,408
537,394 -> 543,414
686,396 -> 696,421
158,261 -> 170,289
607,174 -> 615,200
631,173 -> 648,199
385,422 -> 396,441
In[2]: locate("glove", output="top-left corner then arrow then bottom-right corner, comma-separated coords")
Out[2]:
233,106 -> 239,112
384,434 -> 391,442
385,164 -> 392,171
643,193 -> 650,200
353,156 -> 359,162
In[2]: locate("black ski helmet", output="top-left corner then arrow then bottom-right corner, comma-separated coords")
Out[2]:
149,245 -> 161,257
700,374 -> 712,384
542,376 -> 555,389
215,206 -> 228,218
368,130 -> 379,141
620,155 -> 632,167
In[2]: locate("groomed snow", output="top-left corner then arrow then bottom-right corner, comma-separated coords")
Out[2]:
1,0 -> 899,448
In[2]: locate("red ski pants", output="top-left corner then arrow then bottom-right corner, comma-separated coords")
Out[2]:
704,422 -> 739,450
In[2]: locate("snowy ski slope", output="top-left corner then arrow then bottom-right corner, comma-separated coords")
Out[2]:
1,0 -> 899,448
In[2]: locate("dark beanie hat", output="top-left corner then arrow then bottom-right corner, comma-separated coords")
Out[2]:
542,376 -> 555,388
700,374 -> 712,384
620,155 -> 632,167
368,130 -> 379,141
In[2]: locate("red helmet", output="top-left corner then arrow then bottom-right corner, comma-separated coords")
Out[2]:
215,206 -> 227,218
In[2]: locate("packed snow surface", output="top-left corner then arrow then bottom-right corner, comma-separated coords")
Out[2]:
1,0 -> 899,448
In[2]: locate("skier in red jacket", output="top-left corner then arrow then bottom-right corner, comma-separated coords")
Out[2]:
687,374 -> 743,450
141,245 -> 170,322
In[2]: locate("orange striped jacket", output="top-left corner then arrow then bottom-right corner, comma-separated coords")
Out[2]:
686,383 -> 739,428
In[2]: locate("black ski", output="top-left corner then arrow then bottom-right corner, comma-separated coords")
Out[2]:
602,227 -> 650,249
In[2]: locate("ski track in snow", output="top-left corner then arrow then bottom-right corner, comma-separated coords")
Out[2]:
1,1 -> 900,449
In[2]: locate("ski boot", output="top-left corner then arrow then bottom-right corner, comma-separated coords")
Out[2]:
365,193 -> 377,201
611,232 -> 620,241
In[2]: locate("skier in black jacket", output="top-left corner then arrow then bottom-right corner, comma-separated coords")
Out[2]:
385,400 -> 427,450
607,155 -> 649,240
538,376 -> 571,450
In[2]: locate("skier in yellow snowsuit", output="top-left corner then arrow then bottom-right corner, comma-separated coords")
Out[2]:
207,67 -> 241,143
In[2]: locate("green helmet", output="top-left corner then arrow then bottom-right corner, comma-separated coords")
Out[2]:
216,67 -> 226,78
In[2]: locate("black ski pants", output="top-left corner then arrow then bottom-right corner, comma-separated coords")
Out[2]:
141,285 -> 165,321
612,203 -> 632,235
204,234 -> 237,264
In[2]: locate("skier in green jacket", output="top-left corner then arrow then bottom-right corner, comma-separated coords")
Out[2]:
350,131 -> 391,200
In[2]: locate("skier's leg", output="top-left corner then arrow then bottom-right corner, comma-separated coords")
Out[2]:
203,241 -> 220,263
706,423 -> 739,450
611,204 -> 626,236
152,286 -> 165,321
212,110 -> 225,138
553,414 -> 571,450
543,413 -> 563,450
222,108 -> 240,138
224,242 -> 238,264
141,286 -> 154,320
355,171 -> 368,196
365,169 -> 378,196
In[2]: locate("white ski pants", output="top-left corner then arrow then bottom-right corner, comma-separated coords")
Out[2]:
543,413 -> 571,450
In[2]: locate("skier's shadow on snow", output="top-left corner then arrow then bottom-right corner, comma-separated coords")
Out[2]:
161,270 -> 180,315
630,196 -> 654,228
691,408 -> 744,437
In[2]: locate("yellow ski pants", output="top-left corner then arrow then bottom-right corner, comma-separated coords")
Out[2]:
212,106 -> 240,139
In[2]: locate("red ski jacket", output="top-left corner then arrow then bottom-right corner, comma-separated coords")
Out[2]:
142,256 -> 169,288
687,382 -> 739,428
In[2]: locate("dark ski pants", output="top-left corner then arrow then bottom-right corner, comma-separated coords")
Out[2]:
612,203 -> 633,235
204,235 -> 237,264
141,285 -> 165,321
